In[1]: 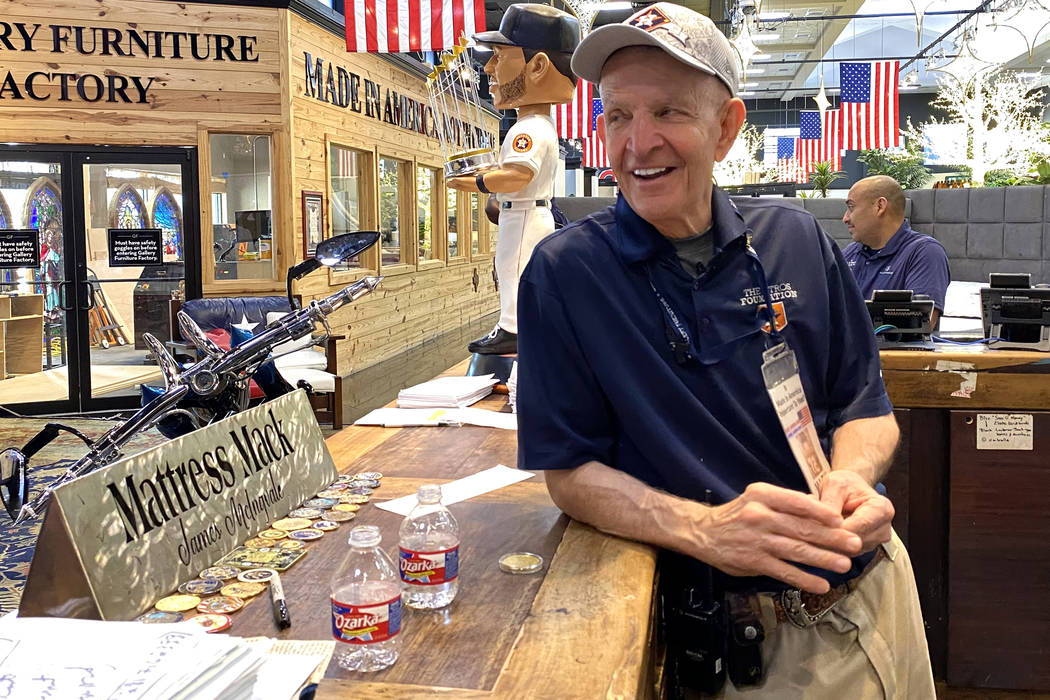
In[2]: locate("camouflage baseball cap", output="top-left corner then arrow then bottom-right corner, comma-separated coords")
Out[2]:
571,2 -> 740,96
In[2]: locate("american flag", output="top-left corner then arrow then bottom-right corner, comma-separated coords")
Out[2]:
554,80 -> 592,141
795,109 -> 841,176
344,0 -> 485,53
776,136 -> 803,183
839,61 -> 900,150
334,146 -> 358,178
584,96 -> 608,169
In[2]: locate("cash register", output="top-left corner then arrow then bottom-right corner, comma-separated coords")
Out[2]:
981,273 -> 1050,352
866,290 -> 936,351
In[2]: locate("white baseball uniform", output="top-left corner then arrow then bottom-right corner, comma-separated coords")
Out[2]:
494,112 -> 558,334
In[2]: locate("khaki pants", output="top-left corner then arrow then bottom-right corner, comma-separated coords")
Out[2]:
716,530 -> 935,699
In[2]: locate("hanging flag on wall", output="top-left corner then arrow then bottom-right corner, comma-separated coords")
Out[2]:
345,0 -> 486,53
796,109 -> 841,175
777,136 -> 803,183
839,61 -> 900,150
555,80 -> 593,141
584,95 -> 609,169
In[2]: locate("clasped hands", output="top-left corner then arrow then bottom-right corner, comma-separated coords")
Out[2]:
695,471 -> 894,594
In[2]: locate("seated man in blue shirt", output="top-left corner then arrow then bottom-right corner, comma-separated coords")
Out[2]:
516,3 -> 934,697
842,175 -> 950,324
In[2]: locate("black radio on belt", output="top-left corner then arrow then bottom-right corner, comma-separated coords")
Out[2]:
660,552 -> 727,696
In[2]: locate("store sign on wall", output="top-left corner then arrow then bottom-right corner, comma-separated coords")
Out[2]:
107,228 -> 163,267
0,229 -> 40,269
0,21 -> 259,104
303,52 -> 495,149
20,391 -> 337,620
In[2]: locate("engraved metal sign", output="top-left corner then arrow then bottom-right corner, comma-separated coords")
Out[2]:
20,391 -> 337,620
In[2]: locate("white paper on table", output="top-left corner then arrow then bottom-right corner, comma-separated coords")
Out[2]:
246,639 -> 333,700
355,407 -> 516,430
375,464 -> 534,516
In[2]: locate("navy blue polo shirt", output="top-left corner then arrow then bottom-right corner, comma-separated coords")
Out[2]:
517,189 -> 891,587
842,220 -> 950,311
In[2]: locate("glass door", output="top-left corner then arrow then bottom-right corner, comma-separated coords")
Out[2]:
0,146 -> 200,415
0,155 -> 75,413
71,151 -> 201,412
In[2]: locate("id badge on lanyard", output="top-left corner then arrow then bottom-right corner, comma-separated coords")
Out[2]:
746,234 -> 830,495
760,342 -> 829,495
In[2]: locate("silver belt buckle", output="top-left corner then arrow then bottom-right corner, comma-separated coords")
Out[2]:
779,589 -> 838,629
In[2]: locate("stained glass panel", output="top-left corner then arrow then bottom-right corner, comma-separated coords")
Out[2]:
115,187 -> 146,229
152,191 -> 183,260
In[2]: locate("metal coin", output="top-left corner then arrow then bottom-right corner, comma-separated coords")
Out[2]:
272,518 -> 313,531
287,529 -> 323,541
498,552 -> 544,575
346,486 -> 373,496
186,613 -> 231,633
312,520 -> 340,531
258,529 -> 288,540
243,537 -> 271,548
323,509 -> 356,522
339,494 -> 369,505
316,489 -> 346,498
237,568 -> 278,583
288,507 -> 323,519
155,594 -> 201,613
178,578 -> 224,595
221,582 -> 266,599
199,565 -> 241,580
137,610 -> 184,624
277,539 -> 306,550
333,474 -> 354,484
302,498 -> 337,509
196,595 -> 245,614
353,472 -> 383,481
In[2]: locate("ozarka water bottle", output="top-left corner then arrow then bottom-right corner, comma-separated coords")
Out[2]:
398,484 -> 460,609
330,525 -> 402,671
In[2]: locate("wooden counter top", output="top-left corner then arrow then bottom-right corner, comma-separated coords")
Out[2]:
230,360 -> 658,698
879,347 -> 1050,410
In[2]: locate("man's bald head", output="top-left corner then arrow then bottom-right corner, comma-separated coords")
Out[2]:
855,176 -> 906,218
844,175 -> 907,249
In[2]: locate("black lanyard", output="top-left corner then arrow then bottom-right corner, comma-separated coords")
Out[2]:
647,233 -> 782,366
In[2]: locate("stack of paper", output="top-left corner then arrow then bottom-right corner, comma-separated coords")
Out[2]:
0,616 -> 326,700
507,361 -> 518,414
397,374 -> 498,408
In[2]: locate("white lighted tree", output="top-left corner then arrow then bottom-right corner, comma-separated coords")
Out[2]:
905,69 -> 1050,184
714,121 -> 765,186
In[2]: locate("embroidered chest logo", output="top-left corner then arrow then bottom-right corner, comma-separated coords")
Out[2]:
512,134 -> 533,152
759,301 -> 788,333
739,282 -> 798,307
879,266 -> 893,275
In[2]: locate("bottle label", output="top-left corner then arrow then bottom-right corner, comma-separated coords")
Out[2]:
330,594 -> 402,644
398,545 -> 459,586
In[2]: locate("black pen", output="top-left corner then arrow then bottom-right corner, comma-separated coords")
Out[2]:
271,571 -> 291,629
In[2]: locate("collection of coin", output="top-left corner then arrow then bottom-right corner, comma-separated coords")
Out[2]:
138,471 -> 383,632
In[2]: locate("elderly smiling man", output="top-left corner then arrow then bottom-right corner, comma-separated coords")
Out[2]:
515,3 -> 934,697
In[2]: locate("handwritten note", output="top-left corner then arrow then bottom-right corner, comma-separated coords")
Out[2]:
0,617 -> 265,700
976,413 -> 1034,451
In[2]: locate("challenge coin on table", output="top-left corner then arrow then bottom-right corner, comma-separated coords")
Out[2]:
197,595 -> 245,614
323,509 -> 356,522
186,613 -> 232,633
259,529 -> 288,540
287,529 -> 323,541
237,568 -> 278,584
277,539 -> 306,550
288,507 -> 323,519
316,488 -> 346,498
312,520 -> 340,531
178,578 -> 224,595
155,594 -> 201,613
200,565 -> 241,580
272,517 -> 313,531
221,581 -> 266,599
137,610 -> 184,624
302,498 -> 337,510
353,471 -> 383,481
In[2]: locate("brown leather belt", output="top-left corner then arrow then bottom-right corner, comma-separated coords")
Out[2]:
770,546 -> 888,629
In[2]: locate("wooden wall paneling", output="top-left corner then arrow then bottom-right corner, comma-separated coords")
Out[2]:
947,410 -> 1050,690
